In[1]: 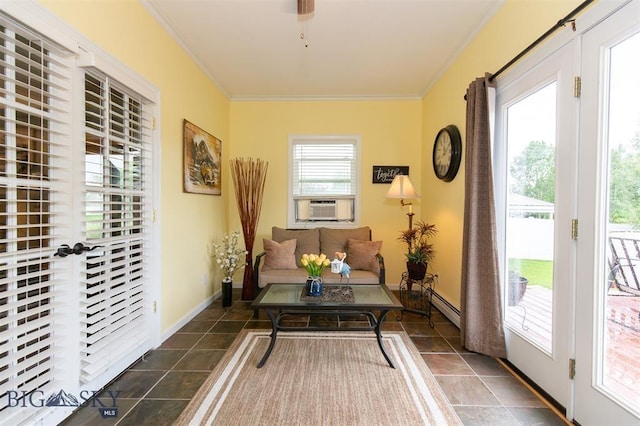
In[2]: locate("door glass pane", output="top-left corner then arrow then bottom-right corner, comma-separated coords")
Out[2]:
602,31 -> 640,411
504,83 -> 556,353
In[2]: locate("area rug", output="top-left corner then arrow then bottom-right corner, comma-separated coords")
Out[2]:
175,329 -> 461,425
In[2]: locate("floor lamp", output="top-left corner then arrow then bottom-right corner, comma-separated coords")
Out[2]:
385,174 -> 419,230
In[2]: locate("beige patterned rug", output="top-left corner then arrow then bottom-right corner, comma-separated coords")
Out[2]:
176,329 -> 461,425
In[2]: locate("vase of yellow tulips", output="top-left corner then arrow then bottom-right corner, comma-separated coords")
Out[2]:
301,253 -> 330,296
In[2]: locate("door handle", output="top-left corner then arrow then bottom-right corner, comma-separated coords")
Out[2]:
72,242 -> 104,255
54,244 -> 73,257
54,243 -> 104,257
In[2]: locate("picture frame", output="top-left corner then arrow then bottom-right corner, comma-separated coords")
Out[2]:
372,165 -> 409,184
183,119 -> 222,195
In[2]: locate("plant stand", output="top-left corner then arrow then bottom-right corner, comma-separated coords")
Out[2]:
397,272 -> 435,327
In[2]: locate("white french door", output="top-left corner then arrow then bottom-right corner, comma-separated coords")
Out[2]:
0,12 -> 157,425
496,41 -> 576,410
575,1 -> 640,424
0,23 -> 75,426
497,1 -> 640,423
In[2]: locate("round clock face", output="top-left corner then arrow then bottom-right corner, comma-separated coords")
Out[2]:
432,125 -> 462,182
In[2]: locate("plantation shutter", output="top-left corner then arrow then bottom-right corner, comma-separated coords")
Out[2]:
292,141 -> 357,196
79,71 -> 153,383
0,22 -> 72,415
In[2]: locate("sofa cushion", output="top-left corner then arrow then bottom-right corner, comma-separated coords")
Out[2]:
319,226 -> 371,256
347,238 -> 382,274
261,238 -> 298,271
272,227 -> 320,267
258,268 -> 309,287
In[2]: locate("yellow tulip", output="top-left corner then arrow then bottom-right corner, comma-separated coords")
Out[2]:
301,258 -> 308,267
323,259 -> 330,266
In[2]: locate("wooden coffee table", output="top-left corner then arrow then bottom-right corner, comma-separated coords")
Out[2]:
251,283 -> 403,368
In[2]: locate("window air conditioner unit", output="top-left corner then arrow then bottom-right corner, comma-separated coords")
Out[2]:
308,199 -> 337,221
294,198 -> 354,223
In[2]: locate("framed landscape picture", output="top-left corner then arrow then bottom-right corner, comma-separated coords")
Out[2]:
183,119 -> 222,195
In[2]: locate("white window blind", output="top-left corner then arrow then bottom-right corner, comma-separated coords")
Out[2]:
0,23 -> 72,416
292,140 -> 357,196
288,136 -> 360,227
80,71 -> 153,383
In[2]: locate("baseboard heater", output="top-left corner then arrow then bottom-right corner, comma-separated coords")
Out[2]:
430,290 -> 461,328
388,283 -> 461,328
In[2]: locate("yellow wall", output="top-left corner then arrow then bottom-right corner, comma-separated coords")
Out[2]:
38,0 -> 586,332
421,0 -> 582,308
229,100 -> 422,283
40,0 -> 231,332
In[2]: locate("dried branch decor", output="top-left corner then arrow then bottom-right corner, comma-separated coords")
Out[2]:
230,158 -> 269,300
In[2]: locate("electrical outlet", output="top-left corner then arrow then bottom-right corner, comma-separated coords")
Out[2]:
201,273 -> 208,286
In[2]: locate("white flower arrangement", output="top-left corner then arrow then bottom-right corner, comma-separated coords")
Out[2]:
211,230 -> 248,282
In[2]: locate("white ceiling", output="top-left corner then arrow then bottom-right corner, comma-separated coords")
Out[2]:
143,0 -> 504,100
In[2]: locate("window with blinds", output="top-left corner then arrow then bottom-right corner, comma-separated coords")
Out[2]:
80,71 -> 153,383
289,136 -> 360,227
0,24 -> 72,417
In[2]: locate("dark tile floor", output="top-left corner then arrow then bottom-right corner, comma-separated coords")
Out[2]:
62,289 -> 568,425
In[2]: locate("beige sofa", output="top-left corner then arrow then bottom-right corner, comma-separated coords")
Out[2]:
253,226 -> 385,295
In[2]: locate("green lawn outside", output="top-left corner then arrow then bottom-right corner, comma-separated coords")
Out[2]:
86,213 -> 103,240
508,258 -> 553,289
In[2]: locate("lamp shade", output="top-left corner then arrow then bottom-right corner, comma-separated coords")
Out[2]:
385,175 -> 419,199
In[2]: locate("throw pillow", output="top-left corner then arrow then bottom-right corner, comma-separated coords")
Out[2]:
262,238 -> 298,271
272,227 -> 320,266
320,226 -> 371,256
347,238 -> 382,274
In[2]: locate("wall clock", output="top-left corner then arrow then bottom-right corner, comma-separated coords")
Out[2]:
432,124 -> 462,182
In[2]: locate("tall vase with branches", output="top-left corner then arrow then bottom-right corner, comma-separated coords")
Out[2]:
230,157 -> 269,300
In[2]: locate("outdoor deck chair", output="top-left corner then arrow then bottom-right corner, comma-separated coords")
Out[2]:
608,236 -> 640,296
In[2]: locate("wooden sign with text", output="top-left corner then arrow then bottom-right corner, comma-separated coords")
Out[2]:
372,166 -> 409,184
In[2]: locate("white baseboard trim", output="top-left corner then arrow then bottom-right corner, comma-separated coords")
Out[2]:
161,290 -> 220,343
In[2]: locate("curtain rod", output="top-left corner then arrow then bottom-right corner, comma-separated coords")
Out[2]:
489,0 -> 594,82
464,0 -> 594,99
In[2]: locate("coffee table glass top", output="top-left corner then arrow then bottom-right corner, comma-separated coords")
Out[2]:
253,284 -> 402,308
